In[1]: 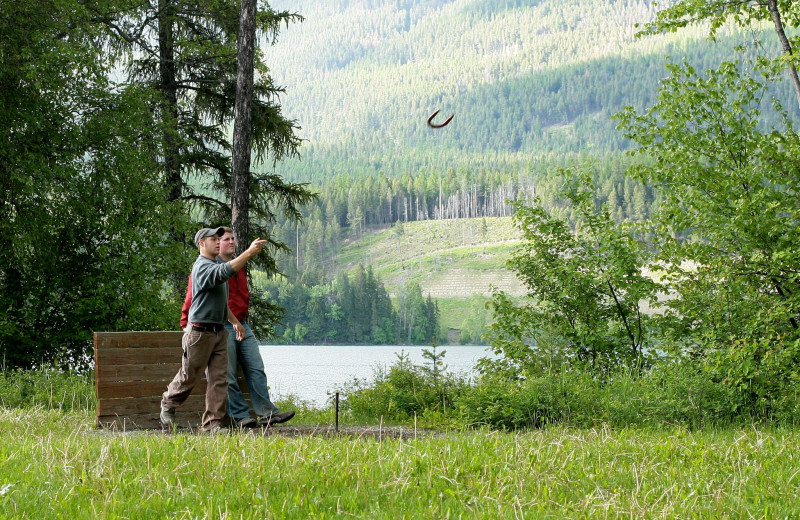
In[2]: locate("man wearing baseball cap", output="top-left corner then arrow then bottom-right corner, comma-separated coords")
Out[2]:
160,226 -> 268,433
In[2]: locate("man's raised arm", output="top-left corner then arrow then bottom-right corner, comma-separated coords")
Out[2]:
228,238 -> 268,273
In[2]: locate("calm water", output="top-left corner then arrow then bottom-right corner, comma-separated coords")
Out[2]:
257,344 -> 492,407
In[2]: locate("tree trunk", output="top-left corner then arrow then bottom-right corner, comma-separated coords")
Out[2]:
767,0 -> 800,109
157,0 -> 187,296
232,0 -> 257,258
157,0 -> 181,203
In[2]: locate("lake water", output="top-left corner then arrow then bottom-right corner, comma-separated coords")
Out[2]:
257,344 -> 493,407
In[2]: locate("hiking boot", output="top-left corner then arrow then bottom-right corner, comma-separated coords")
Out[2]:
234,416 -> 257,428
160,405 -> 176,428
259,410 -> 295,426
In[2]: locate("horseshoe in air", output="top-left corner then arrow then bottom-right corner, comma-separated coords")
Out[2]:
427,109 -> 454,128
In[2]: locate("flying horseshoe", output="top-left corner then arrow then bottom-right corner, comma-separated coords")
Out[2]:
427,109 -> 454,128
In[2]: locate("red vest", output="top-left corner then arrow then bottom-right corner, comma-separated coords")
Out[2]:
180,268 -> 249,328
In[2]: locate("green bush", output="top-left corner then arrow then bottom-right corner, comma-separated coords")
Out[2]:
457,362 -> 743,431
633,361 -> 733,427
342,354 -> 468,424
701,335 -> 800,419
337,346 -> 761,430
0,367 -> 95,411
457,371 -> 601,430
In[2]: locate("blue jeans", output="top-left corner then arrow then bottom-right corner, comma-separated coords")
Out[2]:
224,321 -> 280,420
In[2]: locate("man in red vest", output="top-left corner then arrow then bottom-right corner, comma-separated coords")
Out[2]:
181,226 -> 295,427
162,227 -> 268,433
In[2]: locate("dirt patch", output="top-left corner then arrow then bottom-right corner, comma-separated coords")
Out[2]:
254,424 -> 436,439
92,424 -> 437,440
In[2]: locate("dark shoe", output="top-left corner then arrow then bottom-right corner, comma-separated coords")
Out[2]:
234,416 -> 257,428
259,410 -> 295,426
160,405 -> 176,428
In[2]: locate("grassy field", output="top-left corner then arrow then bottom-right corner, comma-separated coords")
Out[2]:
2,408 -> 799,519
337,217 -> 524,343
338,217 -> 524,299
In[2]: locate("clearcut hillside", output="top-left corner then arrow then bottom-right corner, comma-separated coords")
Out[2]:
337,216 -> 526,298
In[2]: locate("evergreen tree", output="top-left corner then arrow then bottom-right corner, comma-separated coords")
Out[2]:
104,0 -> 315,289
0,0 -> 188,368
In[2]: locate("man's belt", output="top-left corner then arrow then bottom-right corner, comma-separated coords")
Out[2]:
190,323 -> 225,333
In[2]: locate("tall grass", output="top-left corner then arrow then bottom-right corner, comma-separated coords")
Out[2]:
1,408 -> 799,518
0,366 -> 95,411
2,365 -> 800,517
2,360 -> 797,431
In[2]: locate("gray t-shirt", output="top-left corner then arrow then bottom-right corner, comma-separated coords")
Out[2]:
187,255 -> 235,325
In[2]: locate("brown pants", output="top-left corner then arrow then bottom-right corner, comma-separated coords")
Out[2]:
162,328 -> 229,429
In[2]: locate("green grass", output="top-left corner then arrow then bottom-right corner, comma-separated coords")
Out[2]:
0,368 -> 95,411
2,408 -> 799,518
436,298 -> 473,333
339,217 -> 522,296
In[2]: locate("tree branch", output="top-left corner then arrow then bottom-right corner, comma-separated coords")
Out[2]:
766,0 -> 800,109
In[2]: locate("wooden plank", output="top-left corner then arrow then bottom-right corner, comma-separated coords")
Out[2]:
95,347 -> 182,365
97,393 -> 251,416
98,395 -> 205,415
98,378 -> 251,399
96,363 -> 185,381
94,331 -> 184,349
97,379 -> 208,399
95,348 -> 246,372
95,364 -> 251,393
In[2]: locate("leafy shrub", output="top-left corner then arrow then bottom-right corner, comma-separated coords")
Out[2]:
457,371 -> 601,430
342,353 -> 468,424
636,361 -> 734,427
457,362 -> 741,431
770,391 -> 800,426
700,335 -> 800,422
487,173 -> 659,378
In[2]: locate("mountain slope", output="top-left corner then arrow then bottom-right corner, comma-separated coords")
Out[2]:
336,215 -> 525,297
259,0 -> 780,182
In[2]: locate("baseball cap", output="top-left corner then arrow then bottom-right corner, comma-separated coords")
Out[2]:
194,227 -> 225,246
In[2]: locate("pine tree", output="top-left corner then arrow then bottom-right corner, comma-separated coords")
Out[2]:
104,0 -> 315,285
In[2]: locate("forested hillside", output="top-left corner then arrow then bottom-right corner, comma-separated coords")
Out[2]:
248,0 -> 800,342
262,0 -> 796,183
256,0 -> 797,279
